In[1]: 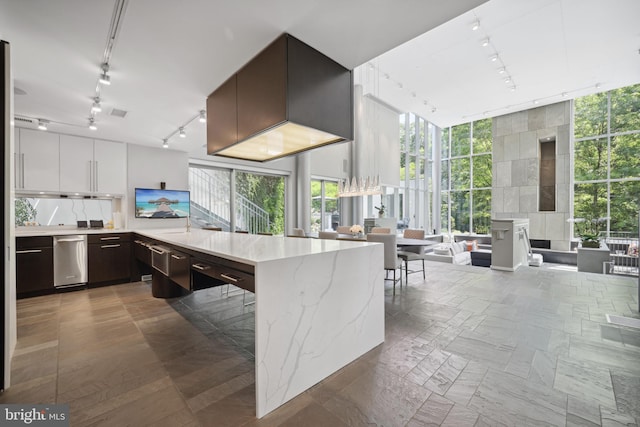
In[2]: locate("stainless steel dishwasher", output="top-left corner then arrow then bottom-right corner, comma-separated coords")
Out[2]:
53,235 -> 88,288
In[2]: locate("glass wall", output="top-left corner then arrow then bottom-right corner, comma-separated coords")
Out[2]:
440,118 -> 492,234
189,165 -> 286,235
573,84 -> 640,236
399,113 -> 434,232
311,179 -> 340,232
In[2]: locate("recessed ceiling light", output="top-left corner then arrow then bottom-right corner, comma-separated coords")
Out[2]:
471,20 -> 480,31
481,38 -> 489,47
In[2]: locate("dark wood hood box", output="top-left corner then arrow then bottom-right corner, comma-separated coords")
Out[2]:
207,33 -> 353,161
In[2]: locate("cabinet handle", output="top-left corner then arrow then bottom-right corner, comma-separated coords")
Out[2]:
220,273 -> 242,283
88,160 -> 93,191
171,254 -> 186,260
150,247 -> 165,254
56,238 -> 84,242
14,153 -> 18,188
16,249 -> 42,254
95,160 -> 99,192
101,244 -> 121,248
21,153 -> 25,189
100,236 -> 120,241
192,263 -> 211,271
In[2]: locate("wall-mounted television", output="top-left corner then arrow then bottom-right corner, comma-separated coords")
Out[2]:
134,188 -> 190,218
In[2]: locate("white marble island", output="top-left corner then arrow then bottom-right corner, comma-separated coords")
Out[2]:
136,229 -> 385,418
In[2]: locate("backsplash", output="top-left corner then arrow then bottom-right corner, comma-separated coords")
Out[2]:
16,197 -> 114,226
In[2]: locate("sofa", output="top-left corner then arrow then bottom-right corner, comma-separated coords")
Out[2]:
423,240 -> 472,265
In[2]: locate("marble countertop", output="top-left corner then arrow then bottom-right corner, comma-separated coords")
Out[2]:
135,229 -> 375,266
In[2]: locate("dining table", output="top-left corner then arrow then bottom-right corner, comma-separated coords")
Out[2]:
334,233 -> 438,249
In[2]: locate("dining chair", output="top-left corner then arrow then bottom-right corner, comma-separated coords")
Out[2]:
370,227 -> 391,234
291,228 -> 306,237
203,226 -> 222,231
367,233 -> 402,293
258,232 -> 273,236
235,230 -> 249,234
398,228 -> 426,282
318,231 -> 338,239
336,226 -> 351,234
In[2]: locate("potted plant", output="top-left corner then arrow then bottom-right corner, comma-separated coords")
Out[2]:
580,233 -> 600,248
374,204 -> 385,218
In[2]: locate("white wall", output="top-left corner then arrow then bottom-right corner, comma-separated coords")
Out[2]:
127,144 -> 189,230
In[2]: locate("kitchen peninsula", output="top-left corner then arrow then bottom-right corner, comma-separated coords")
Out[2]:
16,227 -> 385,418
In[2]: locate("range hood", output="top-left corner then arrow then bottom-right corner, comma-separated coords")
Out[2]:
207,34 -> 353,162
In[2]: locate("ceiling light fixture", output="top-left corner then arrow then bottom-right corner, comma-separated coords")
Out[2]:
397,82 -> 403,89
471,20 -> 480,31
561,92 -> 568,97
533,99 -> 539,105
497,67 -> 506,74
91,97 -> 102,113
509,85 -> 516,92
162,139 -> 168,148
88,118 -> 97,130
37,119 -> 48,131
504,76 -> 511,84
199,110 -> 206,123
179,127 -> 186,138
595,82 -> 601,89
98,63 -> 111,85
431,107 -> 437,113
490,55 -> 498,62
481,38 -> 490,47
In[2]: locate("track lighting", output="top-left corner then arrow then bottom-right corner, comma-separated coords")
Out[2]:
179,127 -> 186,138
198,110 -> 206,123
162,139 -> 169,148
37,119 -> 48,131
490,55 -> 498,62
89,118 -> 97,130
497,67 -> 506,74
99,63 -> 111,85
91,97 -> 102,113
509,86 -> 516,92
504,76 -> 511,84
431,107 -> 437,113
481,38 -> 489,47
471,20 -> 480,31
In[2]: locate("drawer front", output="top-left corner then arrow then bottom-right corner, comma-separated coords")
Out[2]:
169,251 -> 191,290
88,232 -> 131,244
17,236 -> 53,249
192,259 -> 255,293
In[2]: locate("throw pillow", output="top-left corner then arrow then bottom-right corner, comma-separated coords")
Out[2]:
466,240 -> 478,251
628,243 -> 638,256
452,241 -> 466,255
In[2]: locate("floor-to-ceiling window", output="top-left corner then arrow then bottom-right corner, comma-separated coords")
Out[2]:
311,179 -> 340,232
573,83 -> 640,236
440,119 -> 492,234
399,113 -> 434,231
189,165 -> 286,235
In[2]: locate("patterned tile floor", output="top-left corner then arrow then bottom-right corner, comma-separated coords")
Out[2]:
2,261 -> 639,426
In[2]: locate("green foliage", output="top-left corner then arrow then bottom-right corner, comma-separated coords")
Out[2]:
236,172 -> 284,234
451,123 -> 471,156
15,198 -> 37,226
451,158 -> 470,190
473,155 -> 492,188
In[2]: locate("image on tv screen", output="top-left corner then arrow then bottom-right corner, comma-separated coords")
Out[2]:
135,188 -> 190,218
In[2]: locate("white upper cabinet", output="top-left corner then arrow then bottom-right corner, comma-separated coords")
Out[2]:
59,134 -> 94,193
16,128 -> 60,192
93,140 -> 126,195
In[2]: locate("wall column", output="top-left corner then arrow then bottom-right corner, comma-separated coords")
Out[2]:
296,151 -> 311,232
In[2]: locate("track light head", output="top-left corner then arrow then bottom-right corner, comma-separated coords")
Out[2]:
37,119 -> 48,131
98,63 -> 111,85
91,97 -> 102,113
199,110 -> 206,123
88,118 -> 97,131
481,38 -> 489,47
179,127 -> 186,138
471,20 -> 480,31
162,139 -> 169,148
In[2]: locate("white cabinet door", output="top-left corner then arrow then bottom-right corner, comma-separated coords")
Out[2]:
18,128 -> 60,191
59,134 -> 94,193
94,140 -> 126,195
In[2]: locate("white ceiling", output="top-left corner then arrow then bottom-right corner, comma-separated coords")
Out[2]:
2,0 -> 639,160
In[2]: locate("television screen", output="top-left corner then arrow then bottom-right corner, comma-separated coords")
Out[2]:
135,188 -> 190,218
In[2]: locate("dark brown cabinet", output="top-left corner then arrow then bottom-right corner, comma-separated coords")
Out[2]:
16,236 -> 54,296
88,233 -> 131,285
